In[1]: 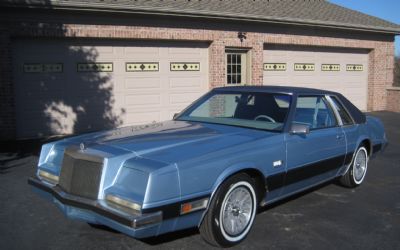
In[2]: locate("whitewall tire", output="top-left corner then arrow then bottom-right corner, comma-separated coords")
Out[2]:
340,146 -> 369,188
199,173 -> 257,247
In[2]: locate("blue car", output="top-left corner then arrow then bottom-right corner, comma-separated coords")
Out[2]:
29,86 -> 387,247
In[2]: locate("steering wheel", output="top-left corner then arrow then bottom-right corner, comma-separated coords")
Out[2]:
254,115 -> 276,123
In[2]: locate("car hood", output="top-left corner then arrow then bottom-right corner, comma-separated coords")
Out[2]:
64,120 -> 276,163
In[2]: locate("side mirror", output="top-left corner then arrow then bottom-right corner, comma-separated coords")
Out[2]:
173,113 -> 179,120
290,123 -> 310,135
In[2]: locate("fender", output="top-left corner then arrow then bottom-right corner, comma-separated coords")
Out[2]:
355,135 -> 371,153
197,161 -> 264,227
340,135 -> 371,176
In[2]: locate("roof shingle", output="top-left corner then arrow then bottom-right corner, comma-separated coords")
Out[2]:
3,0 -> 400,34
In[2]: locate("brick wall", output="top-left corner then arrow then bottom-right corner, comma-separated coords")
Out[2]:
0,20 -> 396,139
386,87 -> 400,112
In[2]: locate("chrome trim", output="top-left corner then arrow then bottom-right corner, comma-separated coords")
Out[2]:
198,183 -> 221,227
341,147 -> 363,177
64,146 -> 104,163
325,95 -> 343,126
28,177 -> 162,229
328,95 -> 356,125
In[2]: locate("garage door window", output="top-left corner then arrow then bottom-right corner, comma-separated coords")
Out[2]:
226,50 -> 248,85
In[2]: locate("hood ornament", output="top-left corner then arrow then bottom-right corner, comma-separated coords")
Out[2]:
80,143 -> 86,151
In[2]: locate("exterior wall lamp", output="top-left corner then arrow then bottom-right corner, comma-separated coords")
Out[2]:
238,32 -> 247,43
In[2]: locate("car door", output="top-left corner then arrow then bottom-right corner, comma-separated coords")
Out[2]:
282,95 -> 346,196
328,95 -> 359,175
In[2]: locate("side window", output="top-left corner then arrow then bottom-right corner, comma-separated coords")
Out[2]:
330,96 -> 354,125
293,96 -> 337,129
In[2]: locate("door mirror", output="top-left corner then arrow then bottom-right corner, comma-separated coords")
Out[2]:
173,113 -> 179,120
290,123 -> 310,135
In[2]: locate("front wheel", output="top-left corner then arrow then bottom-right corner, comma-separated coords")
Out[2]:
340,146 -> 368,187
199,173 -> 257,247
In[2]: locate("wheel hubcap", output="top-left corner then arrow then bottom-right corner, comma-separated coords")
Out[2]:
221,187 -> 253,236
354,150 -> 367,182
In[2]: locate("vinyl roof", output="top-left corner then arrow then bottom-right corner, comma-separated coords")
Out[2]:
3,0 -> 400,34
214,85 -> 339,95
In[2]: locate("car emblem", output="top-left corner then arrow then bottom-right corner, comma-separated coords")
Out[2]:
80,143 -> 86,151
273,160 -> 283,167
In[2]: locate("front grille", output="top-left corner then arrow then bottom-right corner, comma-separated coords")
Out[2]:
59,147 -> 104,200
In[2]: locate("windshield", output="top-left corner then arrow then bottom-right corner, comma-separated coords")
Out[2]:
177,91 -> 292,132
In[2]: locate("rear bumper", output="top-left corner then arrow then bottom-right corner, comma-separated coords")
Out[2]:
28,177 -> 162,237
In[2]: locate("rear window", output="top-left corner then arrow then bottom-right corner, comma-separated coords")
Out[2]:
330,96 -> 353,125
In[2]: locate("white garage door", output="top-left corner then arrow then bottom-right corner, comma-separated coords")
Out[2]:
12,39 -> 209,139
263,45 -> 369,110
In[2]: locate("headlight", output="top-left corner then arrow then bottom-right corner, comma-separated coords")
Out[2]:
38,169 -> 59,184
105,194 -> 141,213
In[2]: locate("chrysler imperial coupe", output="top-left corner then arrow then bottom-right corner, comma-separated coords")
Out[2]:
29,86 -> 387,247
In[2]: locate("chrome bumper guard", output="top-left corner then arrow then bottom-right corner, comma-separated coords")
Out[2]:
28,177 -> 162,229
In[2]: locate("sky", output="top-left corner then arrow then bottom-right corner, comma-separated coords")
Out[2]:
329,0 -> 400,56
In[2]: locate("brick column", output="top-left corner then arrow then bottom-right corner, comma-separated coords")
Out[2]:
0,30 -> 15,140
251,41 -> 264,85
367,49 -> 376,111
209,40 -> 225,88
369,42 -> 392,111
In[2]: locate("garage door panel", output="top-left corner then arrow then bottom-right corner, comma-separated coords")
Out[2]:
13,39 -> 209,138
125,94 -> 161,106
124,77 -> 161,90
169,77 -> 203,89
169,92 -> 203,105
124,47 -> 160,56
263,76 -> 290,85
263,46 -> 368,110
126,111 -> 161,125
21,85 -> 65,95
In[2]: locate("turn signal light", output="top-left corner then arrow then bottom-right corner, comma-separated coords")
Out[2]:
180,198 -> 209,215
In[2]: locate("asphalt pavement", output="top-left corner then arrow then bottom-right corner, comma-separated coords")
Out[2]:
0,111 -> 399,250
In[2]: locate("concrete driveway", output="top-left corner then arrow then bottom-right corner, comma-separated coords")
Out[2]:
0,111 -> 399,250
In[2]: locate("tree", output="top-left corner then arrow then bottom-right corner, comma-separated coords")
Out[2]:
395,56 -> 400,87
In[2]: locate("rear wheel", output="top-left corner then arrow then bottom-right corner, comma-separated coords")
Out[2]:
199,173 -> 257,247
340,146 -> 368,187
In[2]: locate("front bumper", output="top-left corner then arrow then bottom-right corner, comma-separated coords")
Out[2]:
28,177 -> 162,230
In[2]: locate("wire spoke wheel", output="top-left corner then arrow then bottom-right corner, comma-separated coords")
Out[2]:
353,149 -> 367,182
352,147 -> 368,184
199,174 -> 257,247
221,186 -> 253,236
340,146 -> 369,187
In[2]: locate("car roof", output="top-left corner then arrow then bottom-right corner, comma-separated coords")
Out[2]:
213,85 -> 339,95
